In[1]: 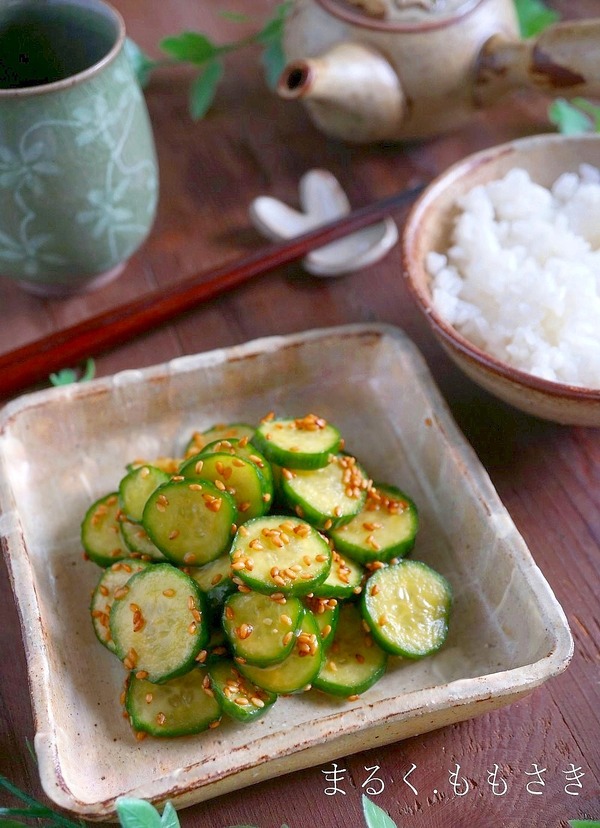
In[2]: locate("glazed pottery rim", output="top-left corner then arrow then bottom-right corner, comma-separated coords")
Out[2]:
402,132 -> 600,403
0,0 -> 126,99
316,0 -> 484,33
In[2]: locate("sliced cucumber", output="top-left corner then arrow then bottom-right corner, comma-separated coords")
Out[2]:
184,422 -> 256,459
230,515 -> 331,596
361,560 -> 452,658
281,454 -> 369,530
313,602 -> 388,697
237,610 -> 323,694
81,492 -> 129,566
329,483 -> 419,563
251,414 -> 341,470
142,479 -> 236,566
304,595 -> 339,650
179,451 -> 271,523
119,517 -> 167,561
186,553 -> 237,626
126,666 -> 221,737
312,550 -> 364,599
208,659 -> 276,722
110,564 -> 209,683
197,437 -> 274,492
91,559 -> 151,652
118,464 -> 171,523
222,591 -> 304,666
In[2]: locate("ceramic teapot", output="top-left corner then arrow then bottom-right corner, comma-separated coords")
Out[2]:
277,0 -> 600,142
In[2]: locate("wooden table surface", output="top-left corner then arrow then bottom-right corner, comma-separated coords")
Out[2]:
1,1 -> 599,826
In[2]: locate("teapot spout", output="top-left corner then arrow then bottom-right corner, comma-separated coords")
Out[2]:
277,42 -> 406,143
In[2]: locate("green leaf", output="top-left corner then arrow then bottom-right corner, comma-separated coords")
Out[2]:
549,98 -> 595,134
49,358 -> 95,387
0,820 -> 32,827
261,38 -> 286,89
569,822 -> 600,827
159,802 -> 180,828
160,32 -> 219,65
362,795 -> 398,828
256,1 -> 291,43
514,0 -> 559,38
124,38 -> 157,88
189,59 -> 224,119
116,799 -> 163,828
0,807 -> 53,817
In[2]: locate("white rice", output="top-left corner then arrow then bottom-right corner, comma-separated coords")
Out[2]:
427,164 -> 600,388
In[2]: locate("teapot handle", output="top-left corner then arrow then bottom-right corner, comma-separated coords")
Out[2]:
474,19 -> 600,106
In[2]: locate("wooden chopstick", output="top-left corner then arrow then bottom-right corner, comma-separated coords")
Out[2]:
0,182 -> 424,399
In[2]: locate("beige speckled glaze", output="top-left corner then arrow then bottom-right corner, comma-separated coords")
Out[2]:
402,133 -> 600,427
0,324 -> 572,819
278,0 -> 600,142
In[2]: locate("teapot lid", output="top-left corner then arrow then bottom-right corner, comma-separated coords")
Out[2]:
316,0 -> 484,30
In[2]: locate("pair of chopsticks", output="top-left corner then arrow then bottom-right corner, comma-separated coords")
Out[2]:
0,182 -> 424,399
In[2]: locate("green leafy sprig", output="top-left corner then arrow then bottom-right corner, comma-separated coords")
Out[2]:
514,0 -> 559,37
49,358 -> 95,387
128,4 -> 290,120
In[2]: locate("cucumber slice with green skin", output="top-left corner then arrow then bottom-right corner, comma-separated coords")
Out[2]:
313,602 -> 388,697
281,454 -> 369,530
91,559 -> 151,652
110,564 -> 209,683
142,479 -> 236,567
251,414 -> 342,470
329,483 -> 419,564
222,591 -> 304,666
186,553 -> 237,626
184,422 -> 256,459
81,492 -> 130,566
126,666 -> 221,737
119,517 -> 167,561
197,438 -> 274,492
304,595 -> 339,650
208,660 -> 276,722
361,560 -> 452,658
118,464 -> 171,523
179,451 -> 271,523
237,609 -> 323,694
312,550 -> 364,599
230,515 -> 332,597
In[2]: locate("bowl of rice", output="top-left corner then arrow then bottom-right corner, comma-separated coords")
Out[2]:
402,132 -> 600,427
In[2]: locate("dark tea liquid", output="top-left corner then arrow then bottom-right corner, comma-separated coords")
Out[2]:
0,3 -> 117,89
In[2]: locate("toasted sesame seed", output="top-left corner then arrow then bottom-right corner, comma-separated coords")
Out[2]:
162,588 -> 176,597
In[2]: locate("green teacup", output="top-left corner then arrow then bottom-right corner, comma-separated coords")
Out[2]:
0,0 -> 158,296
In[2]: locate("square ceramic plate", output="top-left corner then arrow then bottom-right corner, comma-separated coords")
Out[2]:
0,323 -> 573,820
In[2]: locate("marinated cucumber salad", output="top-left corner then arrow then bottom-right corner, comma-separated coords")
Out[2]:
83,413 -> 452,740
